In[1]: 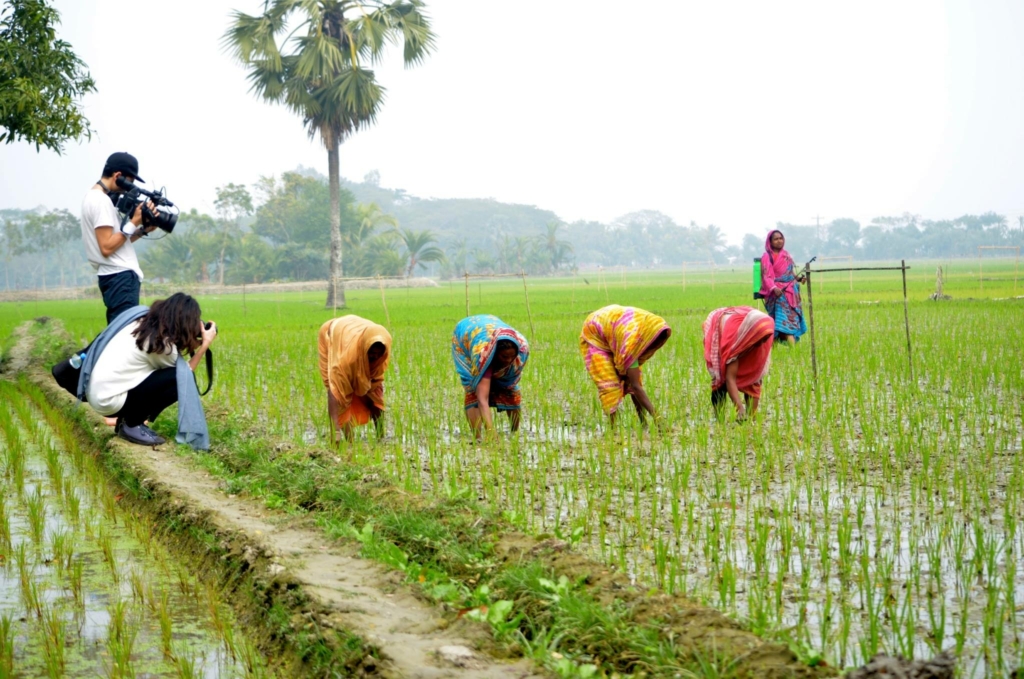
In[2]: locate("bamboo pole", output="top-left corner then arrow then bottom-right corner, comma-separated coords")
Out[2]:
806,262 -> 817,381
902,259 -> 914,380
464,272 -> 470,317
682,260 -> 686,292
520,270 -> 536,338
377,275 -> 390,328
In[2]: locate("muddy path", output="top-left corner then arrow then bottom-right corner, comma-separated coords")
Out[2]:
23,370 -> 540,678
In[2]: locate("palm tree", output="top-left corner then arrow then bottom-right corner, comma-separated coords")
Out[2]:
224,0 -> 434,308
540,221 -> 573,272
394,227 -> 443,278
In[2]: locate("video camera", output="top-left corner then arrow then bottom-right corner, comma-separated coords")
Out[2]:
114,176 -> 179,234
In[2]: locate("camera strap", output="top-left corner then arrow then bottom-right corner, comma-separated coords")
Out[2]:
195,350 -> 214,397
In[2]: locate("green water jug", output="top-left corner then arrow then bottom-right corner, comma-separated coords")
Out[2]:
752,258 -> 764,300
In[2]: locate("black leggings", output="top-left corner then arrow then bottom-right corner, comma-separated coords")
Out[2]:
113,368 -> 178,427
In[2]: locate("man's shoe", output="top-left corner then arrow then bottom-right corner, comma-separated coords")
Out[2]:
117,422 -> 166,446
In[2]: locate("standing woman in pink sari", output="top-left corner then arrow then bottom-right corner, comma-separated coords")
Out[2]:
759,230 -> 807,346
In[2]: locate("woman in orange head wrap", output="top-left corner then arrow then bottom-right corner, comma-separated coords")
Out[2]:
317,315 -> 392,441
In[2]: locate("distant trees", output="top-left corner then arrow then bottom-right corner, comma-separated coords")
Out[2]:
224,0 -> 435,308
139,172 -> 428,285
740,212 -> 1024,263
0,0 -> 95,153
213,183 -> 254,285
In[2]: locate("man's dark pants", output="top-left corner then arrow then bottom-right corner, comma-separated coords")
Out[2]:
98,270 -> 140,324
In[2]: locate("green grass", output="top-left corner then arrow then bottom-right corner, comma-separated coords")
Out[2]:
3,258 -> 1024,676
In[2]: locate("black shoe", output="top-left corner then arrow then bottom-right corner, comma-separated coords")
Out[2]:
117,422 -> 166,446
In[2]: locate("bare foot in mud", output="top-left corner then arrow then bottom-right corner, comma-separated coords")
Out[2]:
104,417 -> 117,427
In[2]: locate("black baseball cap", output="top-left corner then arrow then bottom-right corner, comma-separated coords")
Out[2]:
103,152 -> 144,183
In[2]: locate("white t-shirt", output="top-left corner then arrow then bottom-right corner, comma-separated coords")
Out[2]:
87,320 -> 178,415
80,188 -> 144,279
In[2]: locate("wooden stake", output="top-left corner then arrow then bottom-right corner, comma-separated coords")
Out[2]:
521,270 -> 536,338
464,272 -> 470,317
806,262 -> 817,381
682,261 -> 686,292
571,269 -> 577,309
332,276 -> 337,317
901,259 -> 914,380
378,275 -> 391,328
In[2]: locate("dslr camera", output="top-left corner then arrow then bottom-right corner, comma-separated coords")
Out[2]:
114,176 -> 179,233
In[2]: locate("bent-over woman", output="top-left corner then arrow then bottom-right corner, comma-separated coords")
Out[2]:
703,306 -> 774,422
759,229 -> 807,345
84,293 -> 216,447
451,315 -> 529,439
579,305 -> 671,426
318,315 -> 392,442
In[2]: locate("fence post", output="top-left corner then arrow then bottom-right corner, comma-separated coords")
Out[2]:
464,272 -> 470,317
520,270 -> 536,338
377,275 -> 391,328
806,261 -> 817,382
979,249 -> 983,291
901,260 -> 914,381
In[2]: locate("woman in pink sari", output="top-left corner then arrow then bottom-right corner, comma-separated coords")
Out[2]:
759,230 -> 806,346
703,306 -> 774,422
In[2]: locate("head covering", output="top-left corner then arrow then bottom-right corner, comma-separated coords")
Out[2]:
579,305 -> 671,415
703,306 -> 774,398
317,315 -> 392,427
103,152 -> 144,183
451,315 -> 529,409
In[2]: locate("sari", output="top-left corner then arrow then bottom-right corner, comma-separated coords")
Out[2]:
702,306 -> 774,399
759,230 -> 807,340
579,305 -> 671,415
317,315 -> 392,427
451,315 -> 529,411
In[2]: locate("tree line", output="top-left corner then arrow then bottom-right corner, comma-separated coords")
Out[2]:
3,170 -> 1023,291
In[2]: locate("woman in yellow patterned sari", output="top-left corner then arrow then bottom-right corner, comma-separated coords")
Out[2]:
579,305 -> 671,425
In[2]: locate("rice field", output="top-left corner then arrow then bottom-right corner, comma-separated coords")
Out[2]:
2,259 -> 1023,676
0,381 -> 266,677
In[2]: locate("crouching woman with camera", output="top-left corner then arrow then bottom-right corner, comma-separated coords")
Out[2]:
80,292 -> 216,447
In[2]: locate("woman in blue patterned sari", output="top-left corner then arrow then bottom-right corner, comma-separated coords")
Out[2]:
451,315 -> 529,439
759,230 -> 807,346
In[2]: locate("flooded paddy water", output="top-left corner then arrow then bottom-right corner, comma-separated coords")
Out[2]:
0,381 -> 265,677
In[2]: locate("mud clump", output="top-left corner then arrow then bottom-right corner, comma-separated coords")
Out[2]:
846,652 -> 956,679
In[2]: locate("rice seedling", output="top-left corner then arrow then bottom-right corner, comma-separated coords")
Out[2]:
158,588 -> 174,659
40,604 -> 66,678
0,495 -> 10,554
173,646 -> 202,679
106,598 -> 139,679
68,558 -> 84,610
25,483 -> 46,547
0,614 -> 13,679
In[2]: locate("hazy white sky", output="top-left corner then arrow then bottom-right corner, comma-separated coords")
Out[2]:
3,0 -> 1023,243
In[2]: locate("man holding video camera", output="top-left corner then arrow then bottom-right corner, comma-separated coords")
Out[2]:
81,152 -> 159,324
